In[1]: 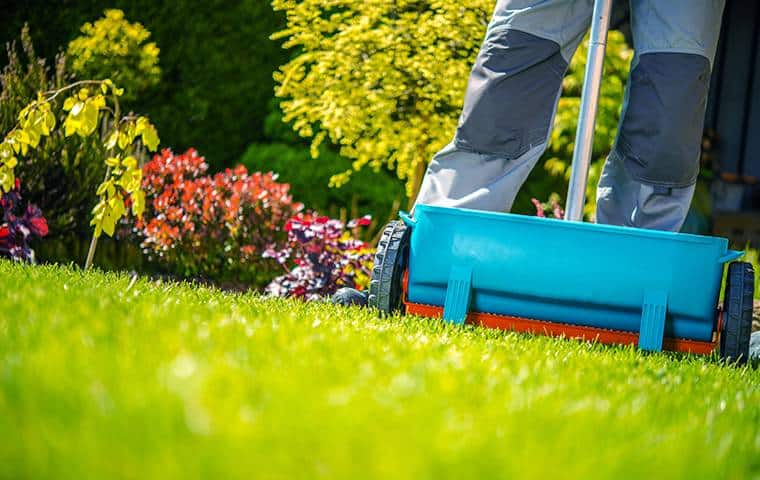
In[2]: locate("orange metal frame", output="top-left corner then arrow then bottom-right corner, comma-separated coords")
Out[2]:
401,270 -> 719,355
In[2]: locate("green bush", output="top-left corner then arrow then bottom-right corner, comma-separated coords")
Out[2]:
1,0 -> 290,170
240,143 -> 405,236
67,9 -> 160,102
0,26 -> 105,241
240,99 -> 406,238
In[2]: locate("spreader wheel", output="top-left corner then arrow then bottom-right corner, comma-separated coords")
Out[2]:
720,261 -> 754,364
368,220 -> 410,314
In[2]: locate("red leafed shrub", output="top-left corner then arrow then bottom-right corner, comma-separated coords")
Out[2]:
264,214 -> 374,300
134,148 -> 302,285
0,179 -> 48,262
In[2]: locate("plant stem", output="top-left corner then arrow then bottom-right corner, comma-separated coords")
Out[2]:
84,229 -> 99,271
84,167 -> 111,270
84,93 -> 120,271
42,80 -> 105,103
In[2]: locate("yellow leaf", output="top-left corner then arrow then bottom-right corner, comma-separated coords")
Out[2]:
63,96 -> 76,112
103,216 -> 116,236
90,94 -> 106,110
96,179 -> 111,196
70,101 -> 84,117
64,117 -> 78,137
79,102 -> 99,137
141,124 -> 159,151
131,190 -> 145,217
122,156 -> 137,169
105,131 -> 119,150
0,169 -> 14,193
118,131 -> 131,150
92,200 -> 105,216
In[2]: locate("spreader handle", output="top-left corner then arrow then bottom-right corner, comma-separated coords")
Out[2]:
564,0 -> 613,222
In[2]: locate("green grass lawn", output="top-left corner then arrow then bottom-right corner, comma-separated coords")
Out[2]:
1,261 -> 758,479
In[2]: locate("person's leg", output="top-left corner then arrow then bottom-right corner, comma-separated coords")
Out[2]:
596,0 -> 726,231
414,0 -> 594,211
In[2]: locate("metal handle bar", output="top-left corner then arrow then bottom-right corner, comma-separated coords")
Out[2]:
564,0 -> 613,222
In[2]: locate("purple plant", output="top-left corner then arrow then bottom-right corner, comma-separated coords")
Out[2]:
264,213 -> 373,300
0,179 -> 49,262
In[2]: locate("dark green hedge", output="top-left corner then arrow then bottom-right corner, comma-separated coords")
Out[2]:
1,0 -> 289,170
240,142 -> 405,232
240,100 -> 407,232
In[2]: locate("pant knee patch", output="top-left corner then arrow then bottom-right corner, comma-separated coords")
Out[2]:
617,52 -> 711,187
454,29 -> 566,158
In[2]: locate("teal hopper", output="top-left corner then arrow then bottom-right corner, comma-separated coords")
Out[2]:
366,0 -> 755,363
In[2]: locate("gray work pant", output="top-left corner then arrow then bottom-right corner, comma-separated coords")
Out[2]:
414,0 -> 725,232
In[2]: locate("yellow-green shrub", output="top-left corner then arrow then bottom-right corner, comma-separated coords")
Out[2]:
67,9 -> 160,101
272,1 -> 632,217
272,0 -> 493,201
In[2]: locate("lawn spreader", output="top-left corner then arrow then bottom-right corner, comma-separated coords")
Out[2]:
367,0 -> 755,364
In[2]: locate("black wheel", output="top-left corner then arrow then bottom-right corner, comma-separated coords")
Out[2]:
720,261 -> 755,364
368,220 -> 410,314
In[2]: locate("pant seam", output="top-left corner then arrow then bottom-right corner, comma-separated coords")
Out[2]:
635,48 -> 712,67
454,125 -> 547,159
485,25 -> 563,51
